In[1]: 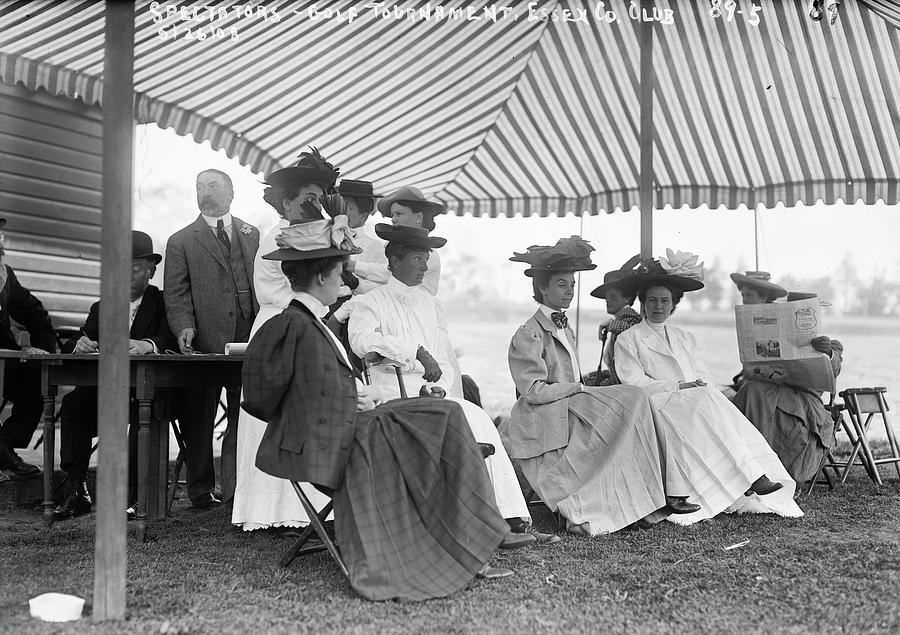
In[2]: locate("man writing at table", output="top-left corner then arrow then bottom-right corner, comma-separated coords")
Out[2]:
53,231 -> 176,520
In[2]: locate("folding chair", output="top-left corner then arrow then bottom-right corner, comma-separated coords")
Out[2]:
279,356 -> 498,570
280,354 -> 408,571
839,387 -> 900,486
806,392 -> 853,494
166,419 -> 188,514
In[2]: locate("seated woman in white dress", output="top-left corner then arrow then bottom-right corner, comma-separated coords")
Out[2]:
346,224 -> 551,545
503,237 -> 703,536
614,251 -> 804,524
232,149 -> 342,532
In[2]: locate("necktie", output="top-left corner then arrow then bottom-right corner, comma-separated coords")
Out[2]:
216,219 -> 231,251
551,311 -> 568,329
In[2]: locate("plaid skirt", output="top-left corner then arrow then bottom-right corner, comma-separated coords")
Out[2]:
334,398 -> 508,601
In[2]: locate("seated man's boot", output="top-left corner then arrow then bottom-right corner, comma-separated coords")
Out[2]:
0,443 -> 40,477
53,479 -> 93,521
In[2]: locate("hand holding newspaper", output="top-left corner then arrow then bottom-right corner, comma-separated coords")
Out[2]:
734,296 -> 835,393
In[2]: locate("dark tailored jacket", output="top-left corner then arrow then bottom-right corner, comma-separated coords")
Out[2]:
242,299 -> 358,491
164,214 -> 260,353
61,285 -> 176,354
0,265 -> 57,352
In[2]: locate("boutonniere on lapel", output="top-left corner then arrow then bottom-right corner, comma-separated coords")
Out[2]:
239,223 -> 253,235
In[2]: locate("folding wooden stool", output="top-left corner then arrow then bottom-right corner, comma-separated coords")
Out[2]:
840,387 -> 900,486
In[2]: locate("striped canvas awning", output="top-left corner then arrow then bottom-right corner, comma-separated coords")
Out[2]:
2,0 -> 899,217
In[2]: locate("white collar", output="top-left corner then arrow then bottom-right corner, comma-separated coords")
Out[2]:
386,275 -> 424,293
201,212 -> 232,228
293,291 -> 328,319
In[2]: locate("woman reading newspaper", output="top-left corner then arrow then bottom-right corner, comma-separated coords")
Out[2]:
731,279 -> 843,488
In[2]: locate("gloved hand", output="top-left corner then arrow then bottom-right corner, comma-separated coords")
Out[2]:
416,346 -> 443,382
811,336 -> 833,356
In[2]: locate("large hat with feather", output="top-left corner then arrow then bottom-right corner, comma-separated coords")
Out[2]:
265,146 -> 340,191
510,236 -> 597,277
618,249 -> 705,294
730,270 -> 787,301
262,217 -> 361,261
590,254 -> 641,298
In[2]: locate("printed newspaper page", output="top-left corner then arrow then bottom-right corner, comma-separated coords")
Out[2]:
734,298 -> 835,393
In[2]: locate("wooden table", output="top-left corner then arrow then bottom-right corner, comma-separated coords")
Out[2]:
36,353 -> 243,527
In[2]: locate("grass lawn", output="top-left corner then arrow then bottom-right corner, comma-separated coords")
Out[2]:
3,457 -> 900,634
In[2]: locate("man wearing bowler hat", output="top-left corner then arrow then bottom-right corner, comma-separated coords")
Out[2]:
376,186 -> 446,296
0,217 -> 57,478
53,231 -> 177,519
165,169 -> 260,507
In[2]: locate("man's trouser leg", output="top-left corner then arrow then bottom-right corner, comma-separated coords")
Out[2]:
180,386 -> 218,503
219,384 -> 241,501
0,358 -> 44,449
59,387 -> 98,480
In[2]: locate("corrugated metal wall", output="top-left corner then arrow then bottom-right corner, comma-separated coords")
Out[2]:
0,81 -> 100,330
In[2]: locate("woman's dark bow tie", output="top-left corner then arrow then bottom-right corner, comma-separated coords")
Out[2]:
551,311 -> 568,329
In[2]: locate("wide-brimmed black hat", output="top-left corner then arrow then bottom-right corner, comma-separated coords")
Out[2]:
132,230 -> 162,264
265,146 -> 340,191
376,186 -> 445,228
730,271 -> 787,300
262,218 -> 361,261
510,236 -> 596,277
374,223 -> 446,249
338,179 -> 375,200
590,254 -> 641,298
618,253 -> 704,294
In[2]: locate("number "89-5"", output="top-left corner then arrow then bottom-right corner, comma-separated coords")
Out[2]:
710,0 -> 762,26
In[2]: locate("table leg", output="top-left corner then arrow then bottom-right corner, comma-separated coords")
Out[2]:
41,389 -> 58,526
136,396 -> 152,526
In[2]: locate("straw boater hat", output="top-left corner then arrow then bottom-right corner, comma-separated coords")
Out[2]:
730,270 -> 787,301
265,146 -> 340,191
590,254 -> 641,298
618,249 -> 705,294
132,230 -> 162,264
509,236 -> 597,277
376,186 -> 445,230
374,223 -> 446,249
262,217 -> 361,261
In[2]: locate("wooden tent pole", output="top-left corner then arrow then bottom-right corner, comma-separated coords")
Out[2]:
94,0 -> 134,621
638,0 -> 655,258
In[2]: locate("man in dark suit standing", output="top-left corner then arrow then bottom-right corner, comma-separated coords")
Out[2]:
53,231 -> 176,520
164,169 -> 259,507
0,217 -> 57,477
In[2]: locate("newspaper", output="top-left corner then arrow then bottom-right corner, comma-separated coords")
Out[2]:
734,297 -> 835,393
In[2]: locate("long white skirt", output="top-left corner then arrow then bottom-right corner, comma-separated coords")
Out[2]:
648,386 -> 803,525
367,366 -> 531,520
231,305 -> 330,531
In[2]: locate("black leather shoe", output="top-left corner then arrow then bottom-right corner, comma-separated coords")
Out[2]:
53,480 -> 92,521
499,531 -> 536,550
477,443 -> 495,459
190,492 -> 222,509
665,496 -> 701,515
746,475 -> 784,497
0,444 -> 40,476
